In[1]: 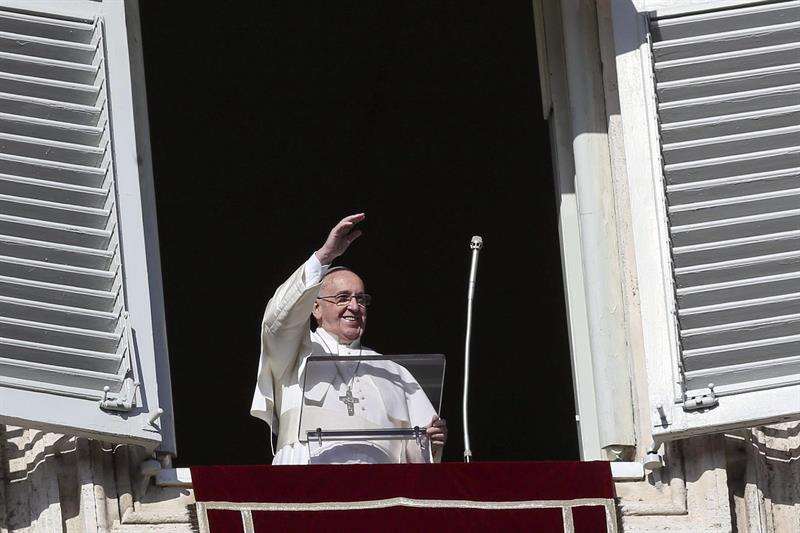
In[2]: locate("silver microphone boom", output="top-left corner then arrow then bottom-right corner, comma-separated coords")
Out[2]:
463,235 -> 483,463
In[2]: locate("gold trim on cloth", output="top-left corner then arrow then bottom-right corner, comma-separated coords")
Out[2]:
241,509 -> 255,533
202,496 -> 613,511
197,497 -> 618,533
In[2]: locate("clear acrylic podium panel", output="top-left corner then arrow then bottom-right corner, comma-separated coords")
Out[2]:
299,354 -> 445,464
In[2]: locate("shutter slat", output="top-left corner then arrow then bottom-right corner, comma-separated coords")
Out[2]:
0,192 -> 110,227
0,192 -> 111,228
0,274 -> 117,311
659,84 -> 800,122
683,355 -> 800,395
0,30 -> 97,64
0,356 -> 123,392
683,333 -> 800,369
0,112 -> 104,145
661,105 -> 800,144
653,21 -> 800,61
674,229 -> 800,253
676,253 -> 800,288
651,2 -> 800,41
0,375 -> 111,401
679,292 -> 800,329
0,71 -> 101,105
0,91 -> 102,125
0,254 -> 115,290
676,272 -> 800,308
682,313 -> 800,349
0,295 -> 116,331
659,64 -> 800,103
0,233 -> 113,269
663,128 -> 799,165
0,11 -> 94,44
674,231 -> 800,267
0,214 -> 111,249
0,131 -> 105,166
668,168 -> 799,203
0,50 -> 98,85
0,336 -> 121,371
0,173 -> 108,208
655,42 -> 800,82
671,210 -> 800,247
675,249 -> 800,272
668,189 -> 800,225
0,315 -> 120,353
664,146 -> 800,184
0,153 -> 106,188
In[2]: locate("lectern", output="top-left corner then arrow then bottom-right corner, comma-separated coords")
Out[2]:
298,353 -> 445,464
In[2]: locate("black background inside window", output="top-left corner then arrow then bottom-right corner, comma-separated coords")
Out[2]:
139,1 -> 578,464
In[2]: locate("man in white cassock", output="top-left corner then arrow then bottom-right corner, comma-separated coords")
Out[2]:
250,213 -> 447,464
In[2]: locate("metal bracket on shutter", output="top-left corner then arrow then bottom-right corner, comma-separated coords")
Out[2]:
683,384 -> 718,411
100,311 -> 140,412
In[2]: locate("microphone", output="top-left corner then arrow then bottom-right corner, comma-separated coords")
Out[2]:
468,236 -> 483,300
463,235 -> 483,463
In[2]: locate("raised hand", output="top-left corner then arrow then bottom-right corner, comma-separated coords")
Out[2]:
314,213 -> 366,265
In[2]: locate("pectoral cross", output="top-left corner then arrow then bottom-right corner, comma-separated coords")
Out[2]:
339,387 -> 359,416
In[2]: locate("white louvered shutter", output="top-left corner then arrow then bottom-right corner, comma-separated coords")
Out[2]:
648,0 -> 800,439
0,2 -> 170,449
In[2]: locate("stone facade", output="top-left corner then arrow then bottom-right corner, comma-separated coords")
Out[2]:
611,424 -> 800,532
1,423 -> 797,532
0,426 -> 194,533
0,0 -> 797,531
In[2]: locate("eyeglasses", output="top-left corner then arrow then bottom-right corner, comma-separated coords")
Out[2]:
316,292 -> 372,307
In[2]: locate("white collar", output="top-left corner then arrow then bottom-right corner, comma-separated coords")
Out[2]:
315,326 -> 362,351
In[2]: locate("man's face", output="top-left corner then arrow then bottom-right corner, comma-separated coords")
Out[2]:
312,270 -> 368,343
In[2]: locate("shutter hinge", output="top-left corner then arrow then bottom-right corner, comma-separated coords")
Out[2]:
683,384 -> 718,411
99,311 -> 139,412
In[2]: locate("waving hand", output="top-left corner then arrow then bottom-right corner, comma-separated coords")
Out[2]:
314,213 -> 366,265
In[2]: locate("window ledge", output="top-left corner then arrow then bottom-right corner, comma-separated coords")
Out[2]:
611,461 -> 645,481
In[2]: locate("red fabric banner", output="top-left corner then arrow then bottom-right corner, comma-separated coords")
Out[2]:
191,461 -> 615,532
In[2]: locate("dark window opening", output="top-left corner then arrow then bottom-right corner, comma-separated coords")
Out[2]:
140,1 -> 578,465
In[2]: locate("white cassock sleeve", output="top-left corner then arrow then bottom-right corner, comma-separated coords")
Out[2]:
303,252 -> 329,285
250,254 -> 326,436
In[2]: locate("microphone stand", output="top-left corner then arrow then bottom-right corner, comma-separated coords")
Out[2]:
463,235 -> 482,463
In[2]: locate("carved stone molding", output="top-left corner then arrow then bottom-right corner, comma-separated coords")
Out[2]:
0,426 -> 196,533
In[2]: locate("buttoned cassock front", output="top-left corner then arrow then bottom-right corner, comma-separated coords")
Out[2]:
250,259 -> 438,464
